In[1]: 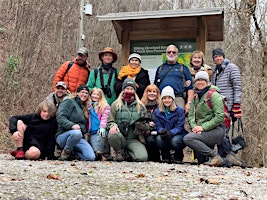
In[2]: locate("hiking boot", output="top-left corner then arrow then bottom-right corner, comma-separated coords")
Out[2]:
226,152 -> 246,168
204,155 -> 223,167
114,150 -> 124,162
15,149 -> 25,160
54,147 -> 62,158
10,150 -> 17,157
59,149 -> 71,161
96,152 -> 107,161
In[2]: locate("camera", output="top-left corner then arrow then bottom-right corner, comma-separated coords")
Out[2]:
102,85 -> 112,98
231,135 -> 246,153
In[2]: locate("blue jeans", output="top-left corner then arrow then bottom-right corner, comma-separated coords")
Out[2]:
90,133 -> 109,153
156,134 -> 186,161
56,130 -> 95,161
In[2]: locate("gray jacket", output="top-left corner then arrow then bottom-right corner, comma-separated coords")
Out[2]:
211,59 -> 242,111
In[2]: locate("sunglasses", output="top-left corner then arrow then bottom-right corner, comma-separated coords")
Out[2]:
167,51 -> 177,54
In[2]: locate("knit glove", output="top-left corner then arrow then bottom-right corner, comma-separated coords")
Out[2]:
97,127 -> 106,137
232,103 -> 242,118
159,129 -> 171,138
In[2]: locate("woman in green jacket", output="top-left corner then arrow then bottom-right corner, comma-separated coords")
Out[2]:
107,78 -> 148,162
183,71 -> 225,166
56,85 -> 95,161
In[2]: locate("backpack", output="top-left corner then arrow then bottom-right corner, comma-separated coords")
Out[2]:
195,89 -> 231,128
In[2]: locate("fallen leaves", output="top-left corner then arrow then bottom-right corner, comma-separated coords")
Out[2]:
47,174 -> 61,180
200,178 -> 220,185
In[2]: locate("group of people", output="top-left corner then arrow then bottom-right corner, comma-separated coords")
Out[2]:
8,44 -> 244,167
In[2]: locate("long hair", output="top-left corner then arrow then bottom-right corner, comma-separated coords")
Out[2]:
141,84 -> 161,106
113,90 -> 145,112
36,100 -> 57,118
69,92 -> 90,120
90,88 -> 108,114
158,98 -> 177,112
190,50 -> 205,67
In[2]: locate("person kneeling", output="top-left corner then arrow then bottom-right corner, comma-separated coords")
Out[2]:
9,101 -> 58,160
183,71 -> 225,166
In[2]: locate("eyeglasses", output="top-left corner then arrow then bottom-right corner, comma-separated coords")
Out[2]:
167,51 -> 177,55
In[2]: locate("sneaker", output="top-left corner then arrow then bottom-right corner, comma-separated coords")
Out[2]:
226,152 -> 246,168
173,160 -> 183,164
96,152 -> 107,161
10,150 -> 17,157
204,155 -> 223,167
15,149 -> 25,159
59,149 -> 71,161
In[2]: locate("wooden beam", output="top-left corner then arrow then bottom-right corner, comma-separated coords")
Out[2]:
196,16 -> 207,55
121,22 -> 131,66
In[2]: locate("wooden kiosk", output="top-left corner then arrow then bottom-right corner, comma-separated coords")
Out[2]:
97,8 -> 224,67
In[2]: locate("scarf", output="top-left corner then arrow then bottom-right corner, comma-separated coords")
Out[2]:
102,62 -> 112,71
123,92 -> 136,105
195,86 -> 210,100
118,65 -> 141,80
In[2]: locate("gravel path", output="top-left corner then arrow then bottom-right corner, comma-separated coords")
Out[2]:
0,154 -> 267,200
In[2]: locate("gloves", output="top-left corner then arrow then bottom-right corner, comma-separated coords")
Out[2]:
97,127 -> 106,137
232,103 -> 242,119
159,129 -> 172,138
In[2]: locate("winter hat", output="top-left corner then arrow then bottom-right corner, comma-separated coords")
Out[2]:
128,53 -> 142,63
76,85 -> 89,93
212,48 -> 225,58
99,47 -> 118,63
161,86 -> 175,100
56,81 -> 67,89
77,47 -> 89,56
122,78 -> 137,90
194,71 -> 209,83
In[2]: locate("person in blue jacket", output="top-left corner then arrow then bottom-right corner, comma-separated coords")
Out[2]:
154,86 -> 187,164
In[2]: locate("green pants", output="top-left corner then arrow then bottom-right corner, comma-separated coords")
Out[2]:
108,131 -> 148,162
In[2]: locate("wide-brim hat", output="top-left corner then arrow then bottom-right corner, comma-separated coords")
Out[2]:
98,47 -> 118,63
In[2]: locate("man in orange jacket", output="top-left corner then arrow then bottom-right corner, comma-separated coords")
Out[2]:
53,47 -> 91,93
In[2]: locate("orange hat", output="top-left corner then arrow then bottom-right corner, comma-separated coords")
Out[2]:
98,47 -> 117,63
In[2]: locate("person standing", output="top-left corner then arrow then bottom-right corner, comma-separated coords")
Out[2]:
53,47 -> 90,93
9,101 -> 57,160
154,44 -> 194,113
211,48 -> 242,158
56,85 -> 95,161
107,78 -> 148,162
183,71 -> 225,166
154,86 -> 187,164
189,50 -> 212,81
87,47 -> 118,105
114,53 -> 150,99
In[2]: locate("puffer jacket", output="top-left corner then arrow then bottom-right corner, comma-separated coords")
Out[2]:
154,106 -> 187,137
56,97 -> 87,137
53,59 -> 90,93
211,59 -> 242,111
107,100 -> 147,139
188,85 -> 224,131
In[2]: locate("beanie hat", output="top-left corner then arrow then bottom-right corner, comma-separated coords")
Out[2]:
122,78 -> 136,90
161,86 -> 175,100
77,47 -> 89,56
128,53 -> 142,63
194,71 -> 209,83
76,85 -> 89,93
212,48 -> 225,58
